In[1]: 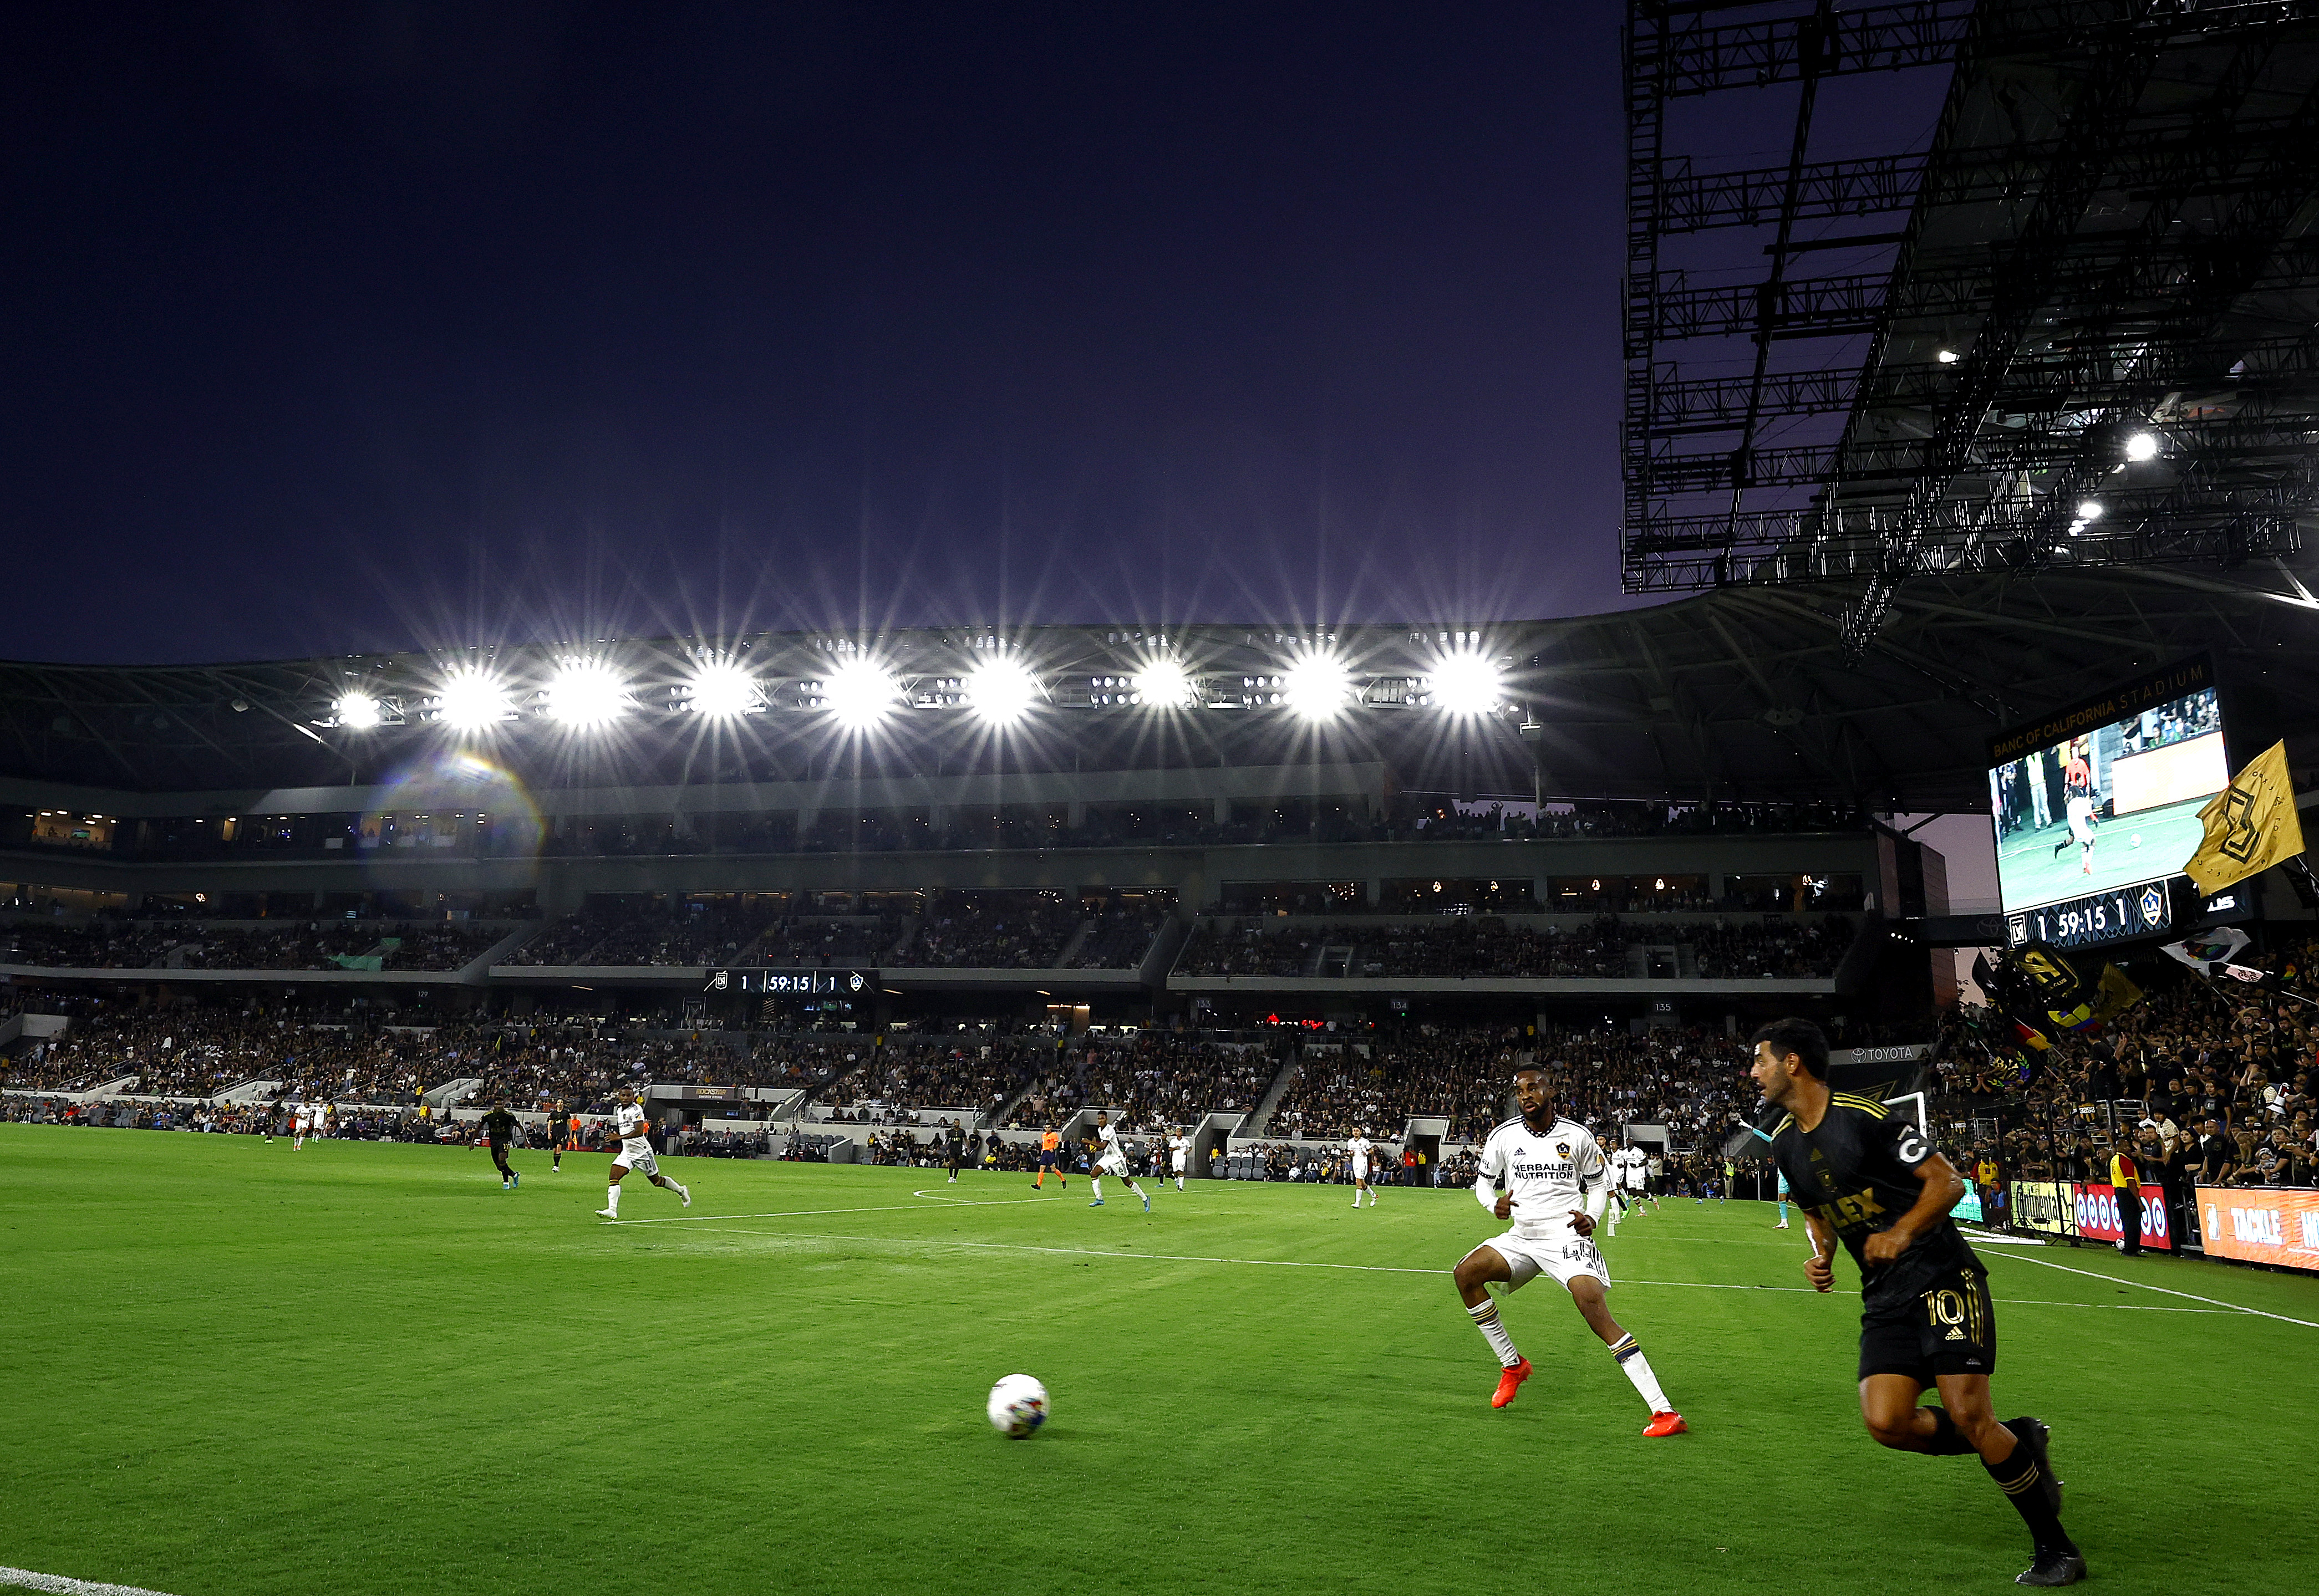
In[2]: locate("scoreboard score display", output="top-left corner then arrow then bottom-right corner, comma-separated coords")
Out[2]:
1986,656 -> 2231,951
704,968 -> 875,996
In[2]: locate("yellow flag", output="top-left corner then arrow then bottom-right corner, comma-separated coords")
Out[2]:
2184,740 -> 2307,896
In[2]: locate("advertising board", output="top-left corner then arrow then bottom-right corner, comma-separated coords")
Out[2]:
2009,1180 -> 2072,1237
2071,1181 -> 2173,1251
2196,1186 -> 2319,1271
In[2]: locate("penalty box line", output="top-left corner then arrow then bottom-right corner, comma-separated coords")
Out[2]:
642,1223 -> 2246,1311
2,1568 -> 177,1596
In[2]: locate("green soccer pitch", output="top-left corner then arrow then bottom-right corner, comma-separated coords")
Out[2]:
5,1128 -> 2314,1596
1993,794 -> 2213,916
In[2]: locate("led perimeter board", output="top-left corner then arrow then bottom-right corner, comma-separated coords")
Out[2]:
1986,655 -> 2228,951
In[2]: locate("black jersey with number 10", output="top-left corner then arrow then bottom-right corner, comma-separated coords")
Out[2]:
1767,1094 -> 1980,1308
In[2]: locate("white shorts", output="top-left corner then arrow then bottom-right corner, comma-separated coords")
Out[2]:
614,1140 -> 658,1177
1097,1154 -> 1128,1177
1351,1161 -> 1371,1181
1171,1158 -> 1187,1173
1482,1230 -> 1610,1292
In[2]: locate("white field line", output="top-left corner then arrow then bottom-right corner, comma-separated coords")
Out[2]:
2,1568 -> 176,1596
1982,1247 -> 2319,1329
635,1223 -> 2244,1312
602,1194 -> 1065,1225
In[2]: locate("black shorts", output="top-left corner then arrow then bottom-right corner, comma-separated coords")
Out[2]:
1038,1150 -> 1058,1167
1857,1264 -> 1998,1384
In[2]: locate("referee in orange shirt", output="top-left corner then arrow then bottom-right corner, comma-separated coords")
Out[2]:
1033,1124 -> 1068,1190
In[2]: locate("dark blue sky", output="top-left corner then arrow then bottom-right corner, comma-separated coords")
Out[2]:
6,1 -> 1644,664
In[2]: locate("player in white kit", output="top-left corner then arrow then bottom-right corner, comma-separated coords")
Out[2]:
1167,1130 -> 1191,1191
291,1103 -> 311,1149
594,1088 -> 690,1218
1605,1144 -> 1642,1235
1087,1111 -> 1151,1211
1346,1128 -> 1381,1207
2053,789 -> 2099,874
1452,1065 -> 1687,1436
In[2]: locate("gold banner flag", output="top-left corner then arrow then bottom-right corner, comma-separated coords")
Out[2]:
2184,740 -> 2308,897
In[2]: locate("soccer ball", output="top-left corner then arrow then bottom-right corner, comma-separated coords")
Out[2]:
2130,833 -> 2143,848
986,1373 -> 1049,1438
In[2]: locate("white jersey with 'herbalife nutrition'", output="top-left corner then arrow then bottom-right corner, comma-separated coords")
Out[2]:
1474,1116 -> 1613,1291
1346,1135 -> 1375,1177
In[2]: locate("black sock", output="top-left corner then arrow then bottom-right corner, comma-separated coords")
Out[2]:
1983,1432 -> 2076,1556
1921,1407 -> 1977,1456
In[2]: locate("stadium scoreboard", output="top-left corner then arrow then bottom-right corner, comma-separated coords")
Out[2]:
1985,655 -> 2230,951
704,968 -> 876,995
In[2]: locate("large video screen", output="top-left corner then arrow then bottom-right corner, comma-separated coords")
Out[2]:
1987,665 -> 2228,940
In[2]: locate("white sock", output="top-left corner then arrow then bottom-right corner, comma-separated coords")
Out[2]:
1468,1300 -> 1522,1368
1091,1176 -> 1103,1200
606,1184 -> 621,1215
1608,1333 -> 1670,1411
1176,1176 -> 1184,1190
1127,1180 -> 1146,1199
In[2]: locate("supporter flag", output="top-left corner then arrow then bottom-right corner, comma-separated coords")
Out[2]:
2159,929 -> 2279,991
1984,940 -> 2141,1046
2184,739 -> 2307,897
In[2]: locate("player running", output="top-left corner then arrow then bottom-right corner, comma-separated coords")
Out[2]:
291,1101 -> 311,1149
2052,785 -> 2099,874
1167,1129 -> 1191,1191
480,1101 -> 521,1189
1086,1111 -> 1151,1211
1452,1065 -> 1686,1436
1346,1127 -> 1381,1208
1750,1018 -> 2083,1587
1032,1125 -> 1068,1191
594,1089 -> 690,1219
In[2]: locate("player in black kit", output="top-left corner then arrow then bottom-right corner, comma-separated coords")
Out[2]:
1748,1018 -> 2084,1587
479,1102 -> 521,1190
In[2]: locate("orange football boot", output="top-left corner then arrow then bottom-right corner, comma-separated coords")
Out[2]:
1642,1410 -> 1689,1437
1490,1358 -> 1533,1409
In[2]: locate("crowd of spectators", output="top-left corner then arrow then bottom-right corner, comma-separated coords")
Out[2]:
2,923 -> 175,968
1928,934 -> 2319,1197
1004,1034 -> 1279,1128
1175,915 -> 1855,982
1069,899 -> 1172,969
816,1032 -> 1059,1116
902,894 -> 1077,969
1,919 -> 505,972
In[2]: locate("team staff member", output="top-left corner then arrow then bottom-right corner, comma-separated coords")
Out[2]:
479,1100 -> 521,1190
2108,1141 -> 2143,1257
1750,1018 -> 2083,1587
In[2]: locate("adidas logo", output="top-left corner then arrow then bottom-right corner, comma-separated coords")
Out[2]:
1944,1328 -> 1966,1341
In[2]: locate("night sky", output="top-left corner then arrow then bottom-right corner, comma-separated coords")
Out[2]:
4,1 -> 1651,665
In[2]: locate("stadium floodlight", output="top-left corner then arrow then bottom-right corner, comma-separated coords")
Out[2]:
1936,348 -> 1960,364
821,657 -> 899,730
543,660 -> 629,728
966,656 -> 1040,725
2074,499 -> 2104,522
685,659 -> 759,718
1132,658 -> 1194,708
435,667 -> 513,732
1426,650 -> 1502,716
2124,431 -> 2159,462
1281,651 -> 1353,721
334,692 -> 383,730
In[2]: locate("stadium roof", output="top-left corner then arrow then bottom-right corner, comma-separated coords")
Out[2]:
4,565 -> 2312,813
1623,0 -> 2319,648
